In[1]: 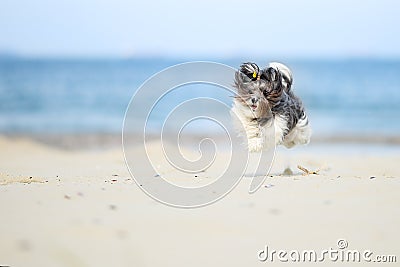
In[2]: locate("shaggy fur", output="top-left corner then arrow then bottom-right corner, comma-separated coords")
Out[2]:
231,62 -> 311,152
267,62 -> 293,91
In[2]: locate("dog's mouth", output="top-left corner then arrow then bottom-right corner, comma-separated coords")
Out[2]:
250,104 -> 257,110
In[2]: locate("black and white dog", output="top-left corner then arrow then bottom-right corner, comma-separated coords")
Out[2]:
231,62 -> 311,152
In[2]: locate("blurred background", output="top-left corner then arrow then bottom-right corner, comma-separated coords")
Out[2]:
0,0 -> 399,143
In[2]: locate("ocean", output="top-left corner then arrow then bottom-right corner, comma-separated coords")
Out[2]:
0,58 -> 399,138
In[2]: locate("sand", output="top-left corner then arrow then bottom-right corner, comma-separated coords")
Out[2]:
0,134 -> 399,266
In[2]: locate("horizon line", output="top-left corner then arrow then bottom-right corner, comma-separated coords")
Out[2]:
1,53 -> 400,62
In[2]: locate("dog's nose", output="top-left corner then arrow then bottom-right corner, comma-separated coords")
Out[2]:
251,98 -> 257,104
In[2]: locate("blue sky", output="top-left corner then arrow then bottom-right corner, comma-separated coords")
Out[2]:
0,0 -> 399,58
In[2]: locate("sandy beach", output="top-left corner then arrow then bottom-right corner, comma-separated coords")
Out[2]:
0,134 -> 399,266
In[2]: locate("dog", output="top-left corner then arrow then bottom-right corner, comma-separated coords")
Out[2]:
231,62 -> 311,152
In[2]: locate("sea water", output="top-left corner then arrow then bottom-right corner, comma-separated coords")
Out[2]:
0,58 -> 399,137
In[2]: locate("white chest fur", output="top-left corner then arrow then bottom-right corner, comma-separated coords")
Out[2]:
231,102 -> 311,152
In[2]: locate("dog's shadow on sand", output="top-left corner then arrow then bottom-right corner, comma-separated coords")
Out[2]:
243,167 -> 302,178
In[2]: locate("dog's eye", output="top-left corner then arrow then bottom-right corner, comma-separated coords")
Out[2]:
248,90 -> 252,94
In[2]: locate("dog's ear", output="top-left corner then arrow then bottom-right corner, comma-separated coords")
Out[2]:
239,62 -> 260,82
234,71 -> 249,99
263,67 -> 284,91
263,67 -> 280,82
265,71 -> 284,106
234,71 -> 245,89
268,62 -> 293,92
274,68 -> 283,88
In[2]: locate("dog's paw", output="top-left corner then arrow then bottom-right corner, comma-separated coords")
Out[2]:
247,138 -> 264,152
